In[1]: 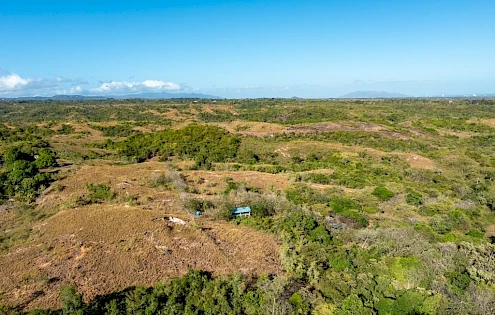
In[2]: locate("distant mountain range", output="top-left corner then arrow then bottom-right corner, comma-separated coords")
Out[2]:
3,91 -> 494,101
4,92 -> 221,101
339,91 -> 411,98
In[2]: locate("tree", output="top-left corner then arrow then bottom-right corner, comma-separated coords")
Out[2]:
34,148 -> 57,169
60,285 -> 84,315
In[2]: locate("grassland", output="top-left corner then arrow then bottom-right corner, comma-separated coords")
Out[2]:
1,98 -> 495,314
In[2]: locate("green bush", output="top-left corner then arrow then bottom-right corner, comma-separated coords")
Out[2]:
193,154 -> 213,170
298,173 -> 332,185
77,184 -> 115,205
109,124 -> 240,163
447,272 -> 471,291
34,148 -> 58,169
183,197 -> 214,214
466,229 -> 484,238
406,190 -> 423,206
339,210 -> 369,227
330,198 -> 361,213
429,215 -> 454,234
60,284 -> 84,315
372,186 -> 395,201
224,178 -> 238,194
285,184 -> 331,205
250,199 -> 276,218
0,146 -> 54,202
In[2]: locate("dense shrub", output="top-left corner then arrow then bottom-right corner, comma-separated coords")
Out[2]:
107,124 -> 240,163
60,284 -> 84,315
338,210 -> 369,227
466,229 -> 485,238
296,173 -> 332,184
0,146 -> 54,202
330,198 -> 361,213
34,148 -> 58,169
16,270 -> 298,315
57,124 -> 75,135
285,184 -> 330,205
77,184 -> 115,205
406,190 -> 423,206
372,186 -> 395,201
149,170 -> 187,191
183,197 -> 214,214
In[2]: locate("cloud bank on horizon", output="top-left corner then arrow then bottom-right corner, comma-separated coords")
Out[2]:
2,70 -> 495,99
0,72 -> 187,97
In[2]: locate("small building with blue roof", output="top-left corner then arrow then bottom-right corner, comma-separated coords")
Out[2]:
232,206 -> 252,217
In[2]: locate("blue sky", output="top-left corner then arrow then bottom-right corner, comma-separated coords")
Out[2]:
1,0 -> 494,98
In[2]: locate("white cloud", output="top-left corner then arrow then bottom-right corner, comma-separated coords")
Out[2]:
0,71 -> 187,97
70,86 -> 83,94
142,80 -> 181,90
92,80 -> 183,94
0,73 -> 32,92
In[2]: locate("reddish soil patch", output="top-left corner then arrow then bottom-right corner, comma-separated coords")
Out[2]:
401,153 -> 435,170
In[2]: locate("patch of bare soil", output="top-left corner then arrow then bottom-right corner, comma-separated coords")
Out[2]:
287,122 -> 412,139
282,141 -> 435,170
211,121 -> 288,136
146,108 -> 189,121
49,142 -> 111,157
436,128 -> 473,139
470,118 -> 495,127
69,123 -> 104,138
287,122 -> 384,133
299,169 -> 334,175
183,170 -> 291,193
397,121 -> 433,138
309,183 -> 358,194
203,105 -> 238,115
486,223 -> 495,238
401,153 -> 435,170
274,146 -> 291,158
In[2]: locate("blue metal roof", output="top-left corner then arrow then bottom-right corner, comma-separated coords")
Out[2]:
232,206 -> 251,214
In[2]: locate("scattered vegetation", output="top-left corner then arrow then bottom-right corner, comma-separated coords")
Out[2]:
2,98 -> 495,314
76,184 -> 116,205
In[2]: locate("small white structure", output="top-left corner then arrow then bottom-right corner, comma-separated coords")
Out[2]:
164,216 -> 187,225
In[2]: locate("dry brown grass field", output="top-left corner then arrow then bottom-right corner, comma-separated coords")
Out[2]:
0,162 -> 282,310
